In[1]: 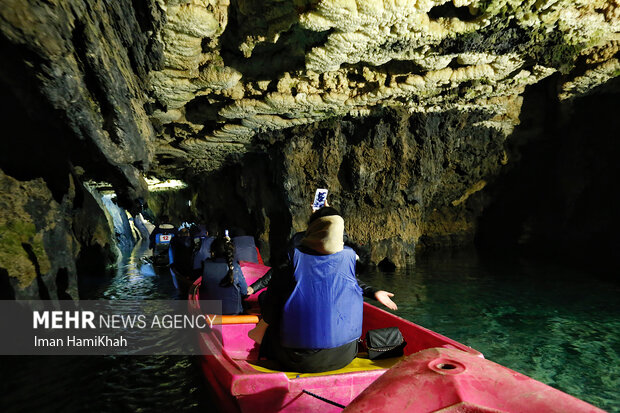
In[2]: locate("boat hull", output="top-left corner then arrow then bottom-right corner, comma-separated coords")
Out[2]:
344,347 -> 605,413
189,262 -> 482,412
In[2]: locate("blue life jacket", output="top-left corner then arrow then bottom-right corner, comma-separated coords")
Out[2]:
193,236 -> 214,270
153,224 -> 175,245
169,235 -> 196,275
281,246 -> 363,349
200,259 -> 247,315
232,236 -> 259,263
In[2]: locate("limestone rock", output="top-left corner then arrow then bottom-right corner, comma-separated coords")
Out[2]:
1,172 -> 60,298
0,168 -> 122,299
0,0 -> 160,212
1,0 -> 618,272
145,0 -> 618,175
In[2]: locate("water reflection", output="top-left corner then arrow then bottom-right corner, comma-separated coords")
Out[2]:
80,241 -> 179,300
1,241 -> 211,413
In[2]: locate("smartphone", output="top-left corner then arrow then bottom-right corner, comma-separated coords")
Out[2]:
312,188 -> 328,210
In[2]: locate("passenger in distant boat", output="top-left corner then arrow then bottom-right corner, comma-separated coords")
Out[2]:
221,226 -> 271,291
192,225 -> 214,276
200,235 -> 250,315
149,215 -> 176,249
190,223 -> 207,238
249,207 -> 398,373
150,217 -> 177,267
170,227 -> 201,280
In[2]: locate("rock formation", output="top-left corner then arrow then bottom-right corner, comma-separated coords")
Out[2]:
148,0 -> 619,175
0,0 -> 618,296
0,170 -> 118,299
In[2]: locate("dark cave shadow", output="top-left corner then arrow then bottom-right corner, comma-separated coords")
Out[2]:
474,75 -> 620,275
0,268 -> 16,300
21,242 -> 51,300
218,0 -> 331,81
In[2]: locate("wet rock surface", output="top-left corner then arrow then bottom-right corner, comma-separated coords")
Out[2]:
0,0 -> 162,212
0,170 -> 119,299
259,106 -> 509,265
0,0 -> 160,294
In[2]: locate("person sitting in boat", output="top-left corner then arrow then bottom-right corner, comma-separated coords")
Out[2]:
200,234 -> 250,315
229,228 -> 261,264
249,207 -> 397,373
285,207 -> 396,311
170,227 -> 202,281
150,216 -> 177,266
149,215 -> 176,249
192,224 -> 215,276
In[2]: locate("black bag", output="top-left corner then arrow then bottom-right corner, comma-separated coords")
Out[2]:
364,327 -> 406,360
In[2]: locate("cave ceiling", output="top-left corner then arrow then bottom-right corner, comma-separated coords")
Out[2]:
0,0 -> 618,201
148,0 -> 620,175
0,0 -> 619,278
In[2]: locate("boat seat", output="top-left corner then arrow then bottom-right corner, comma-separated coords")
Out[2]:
246,354 -> 405,379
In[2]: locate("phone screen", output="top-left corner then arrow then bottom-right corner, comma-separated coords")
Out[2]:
313,189 -> 328,210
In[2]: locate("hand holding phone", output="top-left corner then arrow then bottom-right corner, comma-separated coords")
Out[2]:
312,189 -> 328,211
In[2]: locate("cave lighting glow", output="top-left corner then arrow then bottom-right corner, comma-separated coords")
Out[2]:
145,177 -> 188,192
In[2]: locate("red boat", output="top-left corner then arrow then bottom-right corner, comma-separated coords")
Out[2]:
344,347 -> 604,412
189,261 -> 604,412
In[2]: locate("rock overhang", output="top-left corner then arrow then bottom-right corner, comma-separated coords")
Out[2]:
147,0 -> 619,176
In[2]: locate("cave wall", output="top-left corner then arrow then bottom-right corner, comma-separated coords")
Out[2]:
72,185 -> 121,278
0,0 -> 162,298
100,194 -> 138,254
0,170 -> 119,300
137,0 -> 618,267
158,103 -> 512,267
147,187 -> 199,227
144,76 -> 619,268
260,105 -> 513,266
0,0 -> 163,211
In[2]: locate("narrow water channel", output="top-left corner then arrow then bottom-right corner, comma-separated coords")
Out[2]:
1,244 -> 617,412
1,242 -> 212,413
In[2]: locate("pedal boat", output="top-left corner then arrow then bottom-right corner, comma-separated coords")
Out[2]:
188,261 -> 483,412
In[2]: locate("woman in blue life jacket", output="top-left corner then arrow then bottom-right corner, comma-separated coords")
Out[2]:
249,207 -> 397,373
199,235 -> 249,315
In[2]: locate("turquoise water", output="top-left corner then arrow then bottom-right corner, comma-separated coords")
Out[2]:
2,245 -> 618,412
359,249 -> 620,412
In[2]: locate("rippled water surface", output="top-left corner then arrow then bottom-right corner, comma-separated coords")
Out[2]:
1,242 -> 212,413
1,244 -> 618,412
359,249 -> 620,412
